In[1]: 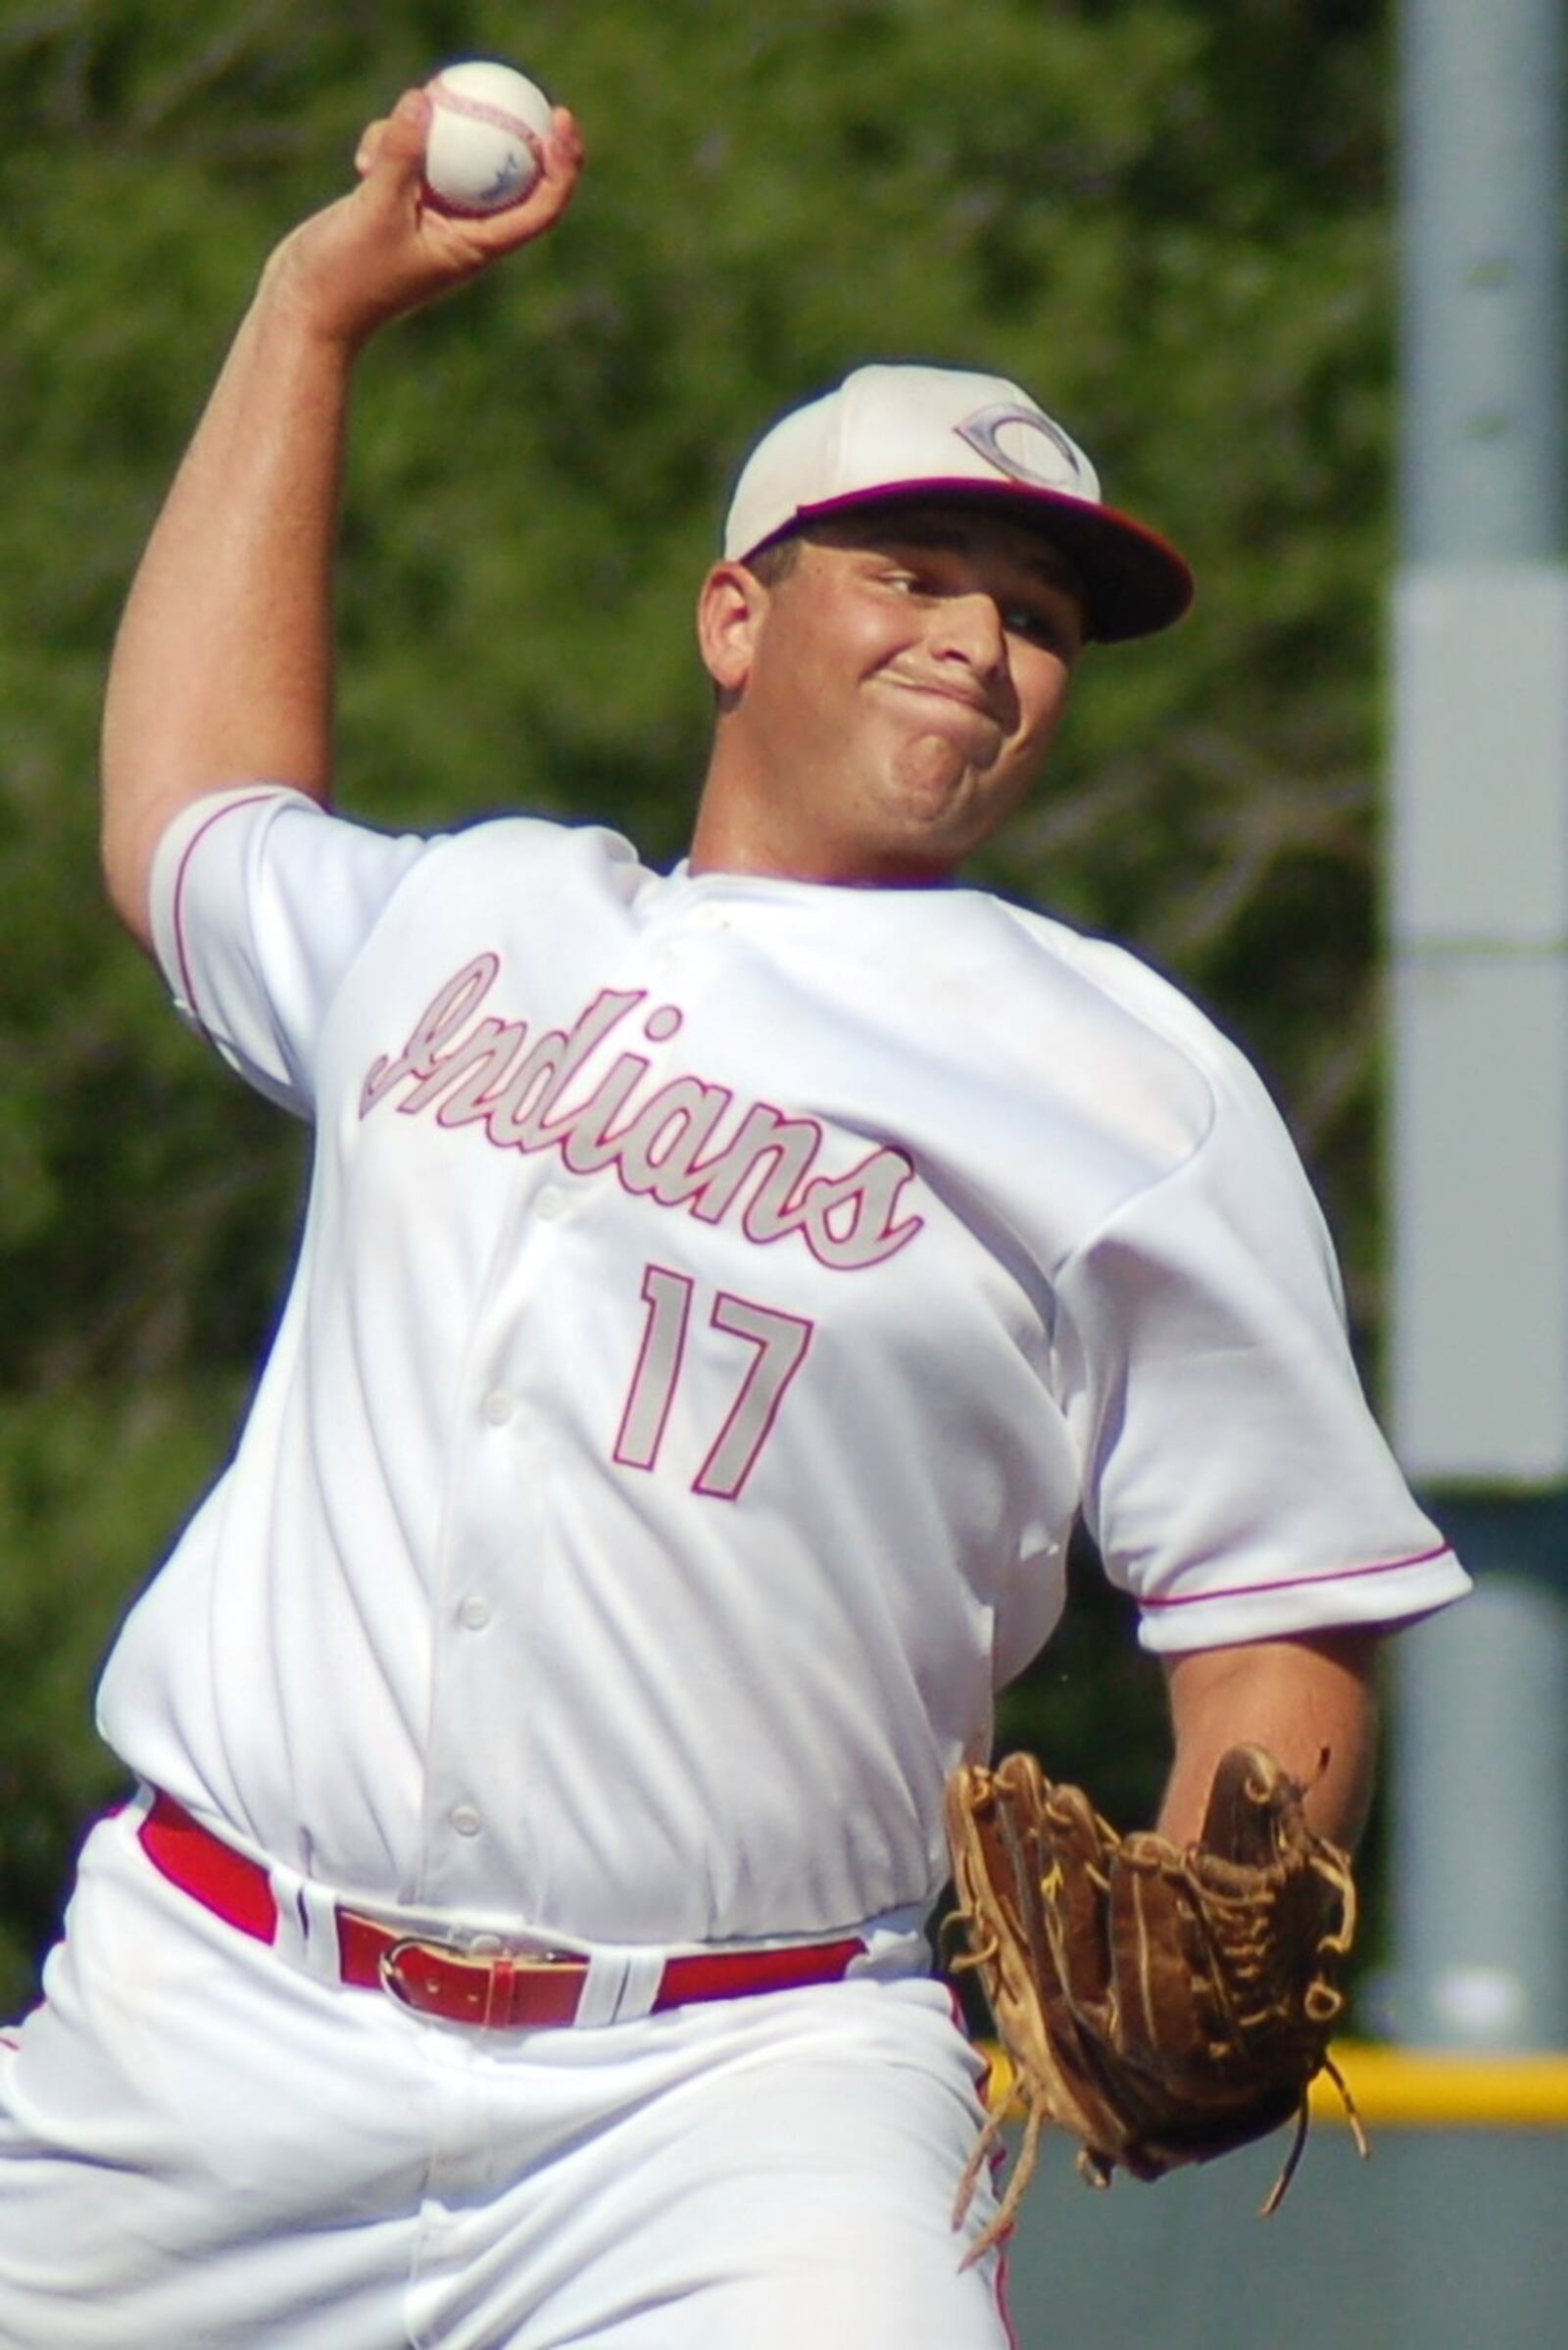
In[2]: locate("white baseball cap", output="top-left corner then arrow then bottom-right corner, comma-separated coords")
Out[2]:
722,363 -> 1194,643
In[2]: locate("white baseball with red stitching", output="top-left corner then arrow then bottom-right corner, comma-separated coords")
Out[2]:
421,60 -> 554,217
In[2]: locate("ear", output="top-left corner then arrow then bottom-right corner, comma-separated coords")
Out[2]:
696,561 -> 770,697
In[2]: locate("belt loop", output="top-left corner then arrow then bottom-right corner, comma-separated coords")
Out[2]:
482,1954 -> 517,2031
123,1784 -> 157,1834
605,1948 -> 668,2028
272,1870 -> 342,1984
571,1947 -> 635,2028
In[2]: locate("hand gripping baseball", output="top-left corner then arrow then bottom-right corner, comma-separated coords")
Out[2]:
943,1744 -> 1367,2265
265,86 -> 584,352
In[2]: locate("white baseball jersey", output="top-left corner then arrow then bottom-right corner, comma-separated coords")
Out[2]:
96,787 -> 1469,1948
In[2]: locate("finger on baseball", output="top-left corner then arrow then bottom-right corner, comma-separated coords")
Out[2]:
517,106 -> 586,224
353,89 -> 430,198
450,108 -> 585,254
546,106 -> 587,174
353,118 -> 388,178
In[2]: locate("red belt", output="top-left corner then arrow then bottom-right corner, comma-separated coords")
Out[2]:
138,1791 -> 866,2030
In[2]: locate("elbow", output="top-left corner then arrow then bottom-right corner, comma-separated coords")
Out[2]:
99,806 -> 157,954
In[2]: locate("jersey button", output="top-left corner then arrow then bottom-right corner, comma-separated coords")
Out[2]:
458,1594 -> 492,1631
482,1390 -> 514,1426
451,1804 -> 483,1838
534,1187 -> 564,1220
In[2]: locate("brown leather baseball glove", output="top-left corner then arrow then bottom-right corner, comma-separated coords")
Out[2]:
943,1743 -> 1365,2262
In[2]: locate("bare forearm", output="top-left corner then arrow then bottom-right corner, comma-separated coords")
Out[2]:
100,269 -> 353,942
98,85 -> 583,952
1156,1630 -> 1382,1848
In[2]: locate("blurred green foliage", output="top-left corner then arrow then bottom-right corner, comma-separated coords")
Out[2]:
1,0 -> 1402,2010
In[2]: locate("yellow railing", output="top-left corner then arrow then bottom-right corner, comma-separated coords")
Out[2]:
982,2041 -> 1568,2128
1308,2043 -> 1568,2127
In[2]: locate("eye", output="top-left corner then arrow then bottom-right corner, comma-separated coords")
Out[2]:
1004,605 -> 1056,645
1004,603 -> 1076,655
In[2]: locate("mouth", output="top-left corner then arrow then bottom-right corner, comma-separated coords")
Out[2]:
889,672 -> 991,711
883,676 -> 1005,765
883,675 -> 1004,733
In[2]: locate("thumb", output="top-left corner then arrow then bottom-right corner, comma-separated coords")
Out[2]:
353,87 -> 431,193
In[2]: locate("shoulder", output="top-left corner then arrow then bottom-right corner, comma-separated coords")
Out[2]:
395,812 -> 649,895
1002,896 -> 1298,1109
975,895 -> 1330,1243
993,899 -> 1250,1084
982,896 -> 1269,1160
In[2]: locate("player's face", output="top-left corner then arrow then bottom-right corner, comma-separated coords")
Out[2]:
694,505 -> 1085,884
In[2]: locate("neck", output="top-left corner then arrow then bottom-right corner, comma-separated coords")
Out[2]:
688,749 -> 962,889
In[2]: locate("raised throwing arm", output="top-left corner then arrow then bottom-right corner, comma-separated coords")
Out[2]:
99,86 -> 584,950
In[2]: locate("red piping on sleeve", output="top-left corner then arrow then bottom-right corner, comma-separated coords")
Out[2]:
1138,1542 -> 1456,1610
170,790 -> 296,1036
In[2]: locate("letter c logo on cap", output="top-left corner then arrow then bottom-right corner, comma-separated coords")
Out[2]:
956,404 -> 1090,493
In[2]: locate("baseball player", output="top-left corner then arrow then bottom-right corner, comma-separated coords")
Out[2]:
0,87 -> 1468,2350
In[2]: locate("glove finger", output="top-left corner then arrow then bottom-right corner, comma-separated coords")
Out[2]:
1036,1781 -> 1117,2015
1107,1835 -> 1220,2071
1200,1743 -> 1303,1867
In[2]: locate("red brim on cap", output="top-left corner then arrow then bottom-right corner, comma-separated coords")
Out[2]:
783,478 -> 1194,643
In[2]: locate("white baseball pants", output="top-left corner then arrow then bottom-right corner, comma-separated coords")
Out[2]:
0,1809 -> 1019,2348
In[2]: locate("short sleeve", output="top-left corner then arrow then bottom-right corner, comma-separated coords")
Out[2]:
149,788 -> 432,1116
1054,1071 -> 1470,1651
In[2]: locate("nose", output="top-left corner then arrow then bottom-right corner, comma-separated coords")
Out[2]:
930,591 -> 1006,675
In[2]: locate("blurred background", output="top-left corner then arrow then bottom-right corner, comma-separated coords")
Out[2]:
2,14 -> 1565,2334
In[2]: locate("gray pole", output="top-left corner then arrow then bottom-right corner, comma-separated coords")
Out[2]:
1388,0 -> 1568,2048
1399,0 -> 1562,564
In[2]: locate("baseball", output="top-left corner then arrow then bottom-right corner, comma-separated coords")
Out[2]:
421,60 -> 555,217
